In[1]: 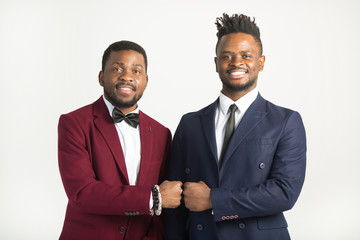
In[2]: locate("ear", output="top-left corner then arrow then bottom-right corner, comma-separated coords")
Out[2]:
214,57 -> 218,72
98,71 -> 104,86
259,55 -> 265,72
145,75 -> 149,89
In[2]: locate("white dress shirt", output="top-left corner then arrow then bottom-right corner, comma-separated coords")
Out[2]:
215,87 -> 258,160
103,96 -> 141,186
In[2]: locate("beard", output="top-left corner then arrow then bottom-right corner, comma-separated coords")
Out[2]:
221,77 -> 256,92
103,83 -> 143,109
107,93 -> 141,108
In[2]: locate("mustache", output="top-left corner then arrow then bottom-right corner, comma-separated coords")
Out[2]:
226,67 -> 248,73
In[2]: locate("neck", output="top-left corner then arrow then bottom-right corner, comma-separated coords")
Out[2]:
221,88 -> 253,101
103,95 -> 138,115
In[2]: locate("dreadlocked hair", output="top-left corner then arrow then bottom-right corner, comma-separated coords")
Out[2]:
215,13 -> 263,55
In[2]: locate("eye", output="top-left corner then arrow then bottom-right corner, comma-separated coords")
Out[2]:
133,69 -> 141,74
113,67 -> 123,72
222,55 -> 231,60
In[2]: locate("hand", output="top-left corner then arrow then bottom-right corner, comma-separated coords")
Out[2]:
183,181 -> 212,212
159,180 -> 183,208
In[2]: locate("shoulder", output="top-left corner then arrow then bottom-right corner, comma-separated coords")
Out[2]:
266,100 -> 295,116
59,97 -> 106,122
58,97 -> 106,130
64,103 -> 93,117
262,97 -> 304,129
59,102 -> 94,124
181,99 -> 218,122
259,94 -> 300,119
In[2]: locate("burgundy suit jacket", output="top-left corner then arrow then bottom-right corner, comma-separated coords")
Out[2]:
58,97 -> 171,240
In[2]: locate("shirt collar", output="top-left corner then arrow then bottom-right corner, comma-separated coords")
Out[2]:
102,95 -> 139,117
219,87 -> 258,115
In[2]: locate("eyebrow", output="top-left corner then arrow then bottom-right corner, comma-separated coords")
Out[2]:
111,62 -> 144,68
221,50 -> 252,54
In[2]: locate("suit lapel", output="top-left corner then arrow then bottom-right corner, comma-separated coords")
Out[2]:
93,97 -> 129,184
220,94 -> 268,170
201,99 -> 219,162
136,111 -> 154,185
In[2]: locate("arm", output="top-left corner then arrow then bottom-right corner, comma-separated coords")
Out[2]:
163,118 -> 189,240
145,129 -> 182,239
157,130 -> 183,209
58,114 -> 151,215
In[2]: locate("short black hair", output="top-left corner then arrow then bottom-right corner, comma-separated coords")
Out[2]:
215,13 -> 263,55
101,40 -> 148,72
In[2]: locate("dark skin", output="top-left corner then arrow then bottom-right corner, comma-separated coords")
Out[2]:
99,50 -> 183,208
183,32 -> 265,212
216,33 -> 265,101
99,50 -> 148,114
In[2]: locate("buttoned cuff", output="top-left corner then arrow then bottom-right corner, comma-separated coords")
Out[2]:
211,188 -> 234,222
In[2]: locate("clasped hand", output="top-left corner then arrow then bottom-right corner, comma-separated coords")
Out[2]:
159,180 -> 183,208
160,180 -> 212,212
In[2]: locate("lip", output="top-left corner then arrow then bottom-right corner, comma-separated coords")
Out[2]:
115,84 -> 136,94
117,87 -> 133,94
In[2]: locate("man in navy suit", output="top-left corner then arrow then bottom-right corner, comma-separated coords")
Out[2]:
164,13 -> 307,240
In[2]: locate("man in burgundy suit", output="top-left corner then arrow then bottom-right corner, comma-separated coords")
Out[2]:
58,41 -> 182,240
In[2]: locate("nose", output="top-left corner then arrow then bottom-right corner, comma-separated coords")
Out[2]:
231,56 -> 244,66
119,70 -> 133,82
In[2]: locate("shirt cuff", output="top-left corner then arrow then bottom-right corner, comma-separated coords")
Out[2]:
149,191 -> 153,211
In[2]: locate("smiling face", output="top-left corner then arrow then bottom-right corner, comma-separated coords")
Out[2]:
99,50 -> 148,114
215,32 -> 265,101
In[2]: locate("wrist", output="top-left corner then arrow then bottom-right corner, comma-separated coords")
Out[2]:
150,185 -> 162,216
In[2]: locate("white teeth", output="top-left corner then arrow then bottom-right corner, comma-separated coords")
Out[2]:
231,71 -> 245,75
120,87 -> 132,90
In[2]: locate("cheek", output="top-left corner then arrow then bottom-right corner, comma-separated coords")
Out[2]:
217,63 -> 226,73
136,79 -> 147,91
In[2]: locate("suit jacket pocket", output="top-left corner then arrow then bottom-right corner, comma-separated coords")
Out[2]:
257,213 -> 288,230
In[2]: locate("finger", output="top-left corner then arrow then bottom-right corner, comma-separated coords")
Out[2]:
184,182 -> 193,188
182,187 -> 189,197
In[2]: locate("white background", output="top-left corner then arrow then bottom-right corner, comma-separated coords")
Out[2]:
1,0 -> 359,239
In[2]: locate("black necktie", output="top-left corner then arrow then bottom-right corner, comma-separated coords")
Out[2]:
219,104 -> 238,168
112,108 -> 139,128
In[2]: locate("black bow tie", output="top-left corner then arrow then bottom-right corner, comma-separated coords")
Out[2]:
112,108 -> 139,128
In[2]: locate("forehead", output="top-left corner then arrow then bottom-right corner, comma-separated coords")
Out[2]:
217,33 -> 260,55
107,50 -> 145,66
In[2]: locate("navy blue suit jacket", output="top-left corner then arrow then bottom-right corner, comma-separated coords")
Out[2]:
164,94 -> 306,240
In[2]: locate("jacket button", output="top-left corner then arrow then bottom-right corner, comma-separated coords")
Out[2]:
118,226 -> 125,233
239,223 -> 246,229
259,163 -> 265,169
197,224 -> 203,230
185,168 -> 190,174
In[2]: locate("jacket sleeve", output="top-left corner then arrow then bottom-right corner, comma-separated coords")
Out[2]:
163,117 -> 189,240
145,128 -> 172,239
211,111 -> 307,220
58,114 -> 151,216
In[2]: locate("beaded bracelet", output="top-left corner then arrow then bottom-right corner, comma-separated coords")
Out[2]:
150,185 -> 162,216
